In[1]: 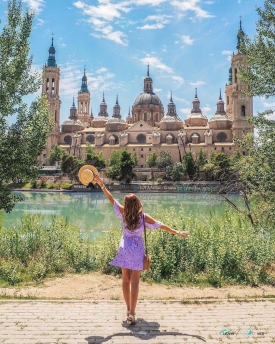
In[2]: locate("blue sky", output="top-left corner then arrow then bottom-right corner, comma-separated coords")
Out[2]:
1,0 -> 273,124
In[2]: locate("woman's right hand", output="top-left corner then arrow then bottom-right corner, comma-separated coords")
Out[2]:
94,175 -> 103,187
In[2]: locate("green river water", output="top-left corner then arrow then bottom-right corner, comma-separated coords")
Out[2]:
4,191 -> 240,240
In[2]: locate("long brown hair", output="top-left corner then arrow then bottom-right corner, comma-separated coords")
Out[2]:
123,194 -> 143,231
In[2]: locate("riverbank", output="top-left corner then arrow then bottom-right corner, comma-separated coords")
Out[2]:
1,271 -> 275,300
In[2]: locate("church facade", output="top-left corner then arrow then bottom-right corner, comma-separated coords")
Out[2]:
41,21 -> 253,168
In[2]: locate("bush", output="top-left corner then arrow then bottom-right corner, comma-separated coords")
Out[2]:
60,182 -> 72,190
0,215 -> 95,285
90,208 -> 275,287
156,178 -> 163,184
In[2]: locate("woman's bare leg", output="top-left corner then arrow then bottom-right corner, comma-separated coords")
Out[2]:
121,268 -> 131,313
129,270 -> 141,316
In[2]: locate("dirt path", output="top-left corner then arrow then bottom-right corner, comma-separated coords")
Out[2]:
1,271 -> 274,300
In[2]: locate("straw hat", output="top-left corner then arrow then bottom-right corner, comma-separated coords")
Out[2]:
78,165 -> 99,186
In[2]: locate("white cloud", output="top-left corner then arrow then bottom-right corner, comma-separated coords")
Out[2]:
181,35 -> 194,45
190,80 -> 206,86
96,67 -> 108,74
222,50 -> 232,55
171,0 -> 214,18
180,108 -> 191,115
138,14 -> 171,30
172,75 -> 184,84
202,106 -> 211,112
37,18 -> 44,26
140,56 -> 173,74
134,0 -> 166,5
262,101 -> 275,108
22,0 -> 45,14
59,63 -> 117,101
154,88 -> 162,92
73,1 -> 130,45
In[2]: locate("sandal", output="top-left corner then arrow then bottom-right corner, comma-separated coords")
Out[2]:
127,314 -> 136,325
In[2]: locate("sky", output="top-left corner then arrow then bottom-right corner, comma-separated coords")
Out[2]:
1,0 -> 273,124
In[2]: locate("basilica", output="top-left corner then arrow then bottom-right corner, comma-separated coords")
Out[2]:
41,21 -> 253,167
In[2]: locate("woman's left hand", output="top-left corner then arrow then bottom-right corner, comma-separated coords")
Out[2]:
178,231 -> 189,238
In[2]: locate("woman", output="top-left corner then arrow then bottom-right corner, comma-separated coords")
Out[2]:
93,175 -> 188,325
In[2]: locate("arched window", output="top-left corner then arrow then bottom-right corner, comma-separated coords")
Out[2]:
46,78 -> 49,91
144,113 -> 147,121
234,68 -> 237,83
55,110 -> 57,122
227,96 -> 229,105
217,132 -> 227,142
156,113 -> 159,121
241,105 -> 245,117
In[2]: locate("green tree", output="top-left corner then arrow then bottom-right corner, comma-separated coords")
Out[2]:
84,143 -> 106,169
165,163 -> 184,181
0,0 -> 52,212
146,151 -> 158,167
48,144 -> 66,165
156,150 -> 173,170
61,153 -> 84,182
106,149 -> 137,182
195,148 -> 208,177
230,150 -> 242,168
239,0 -> 275,98
183,152 -> 196,180
210,152 -> 230,180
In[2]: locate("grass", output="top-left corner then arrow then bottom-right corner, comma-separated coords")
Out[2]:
0,209 -> 275,288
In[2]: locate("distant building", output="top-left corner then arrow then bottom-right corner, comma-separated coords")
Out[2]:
40,20 -> 253,167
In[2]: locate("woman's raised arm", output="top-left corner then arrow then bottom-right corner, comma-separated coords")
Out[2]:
93,175 -> 115,206
145,213 -> 188,238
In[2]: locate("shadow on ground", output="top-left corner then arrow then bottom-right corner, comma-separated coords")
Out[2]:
85,318 -> 206,343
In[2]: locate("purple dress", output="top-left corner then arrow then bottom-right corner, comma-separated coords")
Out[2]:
109,200 -> 163,271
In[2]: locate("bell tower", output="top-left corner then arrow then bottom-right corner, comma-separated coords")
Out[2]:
225,19 -> 253,139
77,67 -> 90,127
42,36 -> 61,160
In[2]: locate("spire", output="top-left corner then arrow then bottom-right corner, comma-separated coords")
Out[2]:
80,66 -> 89,92
102,92 -> 105,103
47,34 -> 57,67
144,65 -> 153,93
167,91 -> 176,116
216,90 -> 225,115
170,91 -> 173,104
237,16 -> 244,53
128,107 -> 131,117
191,89 -> 202,114
69,97 -> 77,120
113,95 -> 121,118
90,107 -> 94,119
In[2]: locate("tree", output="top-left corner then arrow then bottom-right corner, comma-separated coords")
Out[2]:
195,148 -> 208,177
239,0 -> 275,98
165,163 -> 184,181
156,150 -> 173,170
48,144 -> 66,165
209,152 -> 230,180
84,143 -> 106,169
0,0 -> 53,212
61,153 -> 84,182
106,149 -> 137,182
183,152 -> 196,180
146,151 -> 158,167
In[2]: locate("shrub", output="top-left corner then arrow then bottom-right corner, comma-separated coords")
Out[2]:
60,182 -> 72,190
156,178 -> 163,184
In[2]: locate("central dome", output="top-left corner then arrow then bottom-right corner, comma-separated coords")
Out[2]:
133,92 -> 163,107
